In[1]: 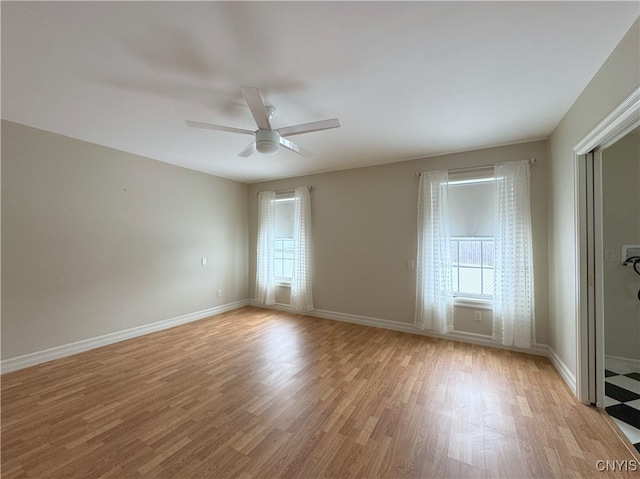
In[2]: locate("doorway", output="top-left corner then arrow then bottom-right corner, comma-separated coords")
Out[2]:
599,127 -> 640,451
574,86 -> 639,450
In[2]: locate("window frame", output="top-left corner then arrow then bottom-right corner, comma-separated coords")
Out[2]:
274,236 -> 294,286
447,174 -> 496,307
273,195 -> 296,286
450,236 -> 495,305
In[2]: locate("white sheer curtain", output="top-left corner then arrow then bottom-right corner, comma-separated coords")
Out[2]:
291,187 -> 313,311
255,190 -> 276,305
493,160 -> 535,348
415,170 -> 454,333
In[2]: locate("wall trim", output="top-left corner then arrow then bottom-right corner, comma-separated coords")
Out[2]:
573,85 -> 640,405
1,300 -> 249,374
4,298 -> 576,397
250,301 -> 576,392
574,86 -> 640,155
605,354 -> 640,374
311,308 -> 550,357
249,300 -> 550,357
542,344 -> 578,395
310,306 -> 578,392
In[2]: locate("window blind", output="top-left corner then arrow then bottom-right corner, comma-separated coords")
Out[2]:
448,180 -> 495,237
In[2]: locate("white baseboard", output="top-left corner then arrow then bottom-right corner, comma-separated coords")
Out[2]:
4,299 -> 577,399
605,354 -> 640,374
247,300 -> 299,314
312,307 -> 581,393
249,301 -> 577,393
540,344 -> 577,395
312,308 -> 552,358
1,300 -> 249,374
249,301 -> 547,356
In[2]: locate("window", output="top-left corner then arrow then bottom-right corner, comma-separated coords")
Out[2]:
256,187 -> 313,311
447,174 -> 495,302
274,238 -> 294,280
274,195 -> 295,283
415,161 -> 534,346
450,237 -> 494,299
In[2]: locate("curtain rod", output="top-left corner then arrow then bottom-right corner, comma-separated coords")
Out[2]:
256,186 -> 312,195
415,158 -> 536,177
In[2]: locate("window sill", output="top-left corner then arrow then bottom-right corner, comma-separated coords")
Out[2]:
275,281 -> 291,288
453,298 -> 493,310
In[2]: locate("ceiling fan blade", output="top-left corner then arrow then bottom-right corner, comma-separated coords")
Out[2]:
279,136 -> 313,158
240,86 -> 271,130
185,120 -> 254,136
276,118 -> 340,137
237,141 -> 256,157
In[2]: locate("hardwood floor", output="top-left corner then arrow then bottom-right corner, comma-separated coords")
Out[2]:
2,306 -> 638,478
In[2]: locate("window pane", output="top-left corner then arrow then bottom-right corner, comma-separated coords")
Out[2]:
274,236 -> 294,280
459,241 -> 481,266
450,237 -> 494,299
483,241 -> 494,267
283,259 -> 294,279
483,269 -> 494,296
459,267 -> 482,294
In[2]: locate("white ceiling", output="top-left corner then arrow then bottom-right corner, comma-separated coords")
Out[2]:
2,1 -> 638,183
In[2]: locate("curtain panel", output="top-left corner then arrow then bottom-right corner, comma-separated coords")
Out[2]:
256,190 -> 276,305
493,160 -> 535,348
415,170 -> 454,333
290,187 -> 313,311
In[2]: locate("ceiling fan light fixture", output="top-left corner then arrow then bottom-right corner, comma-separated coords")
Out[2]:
186,87 -> 340,158
265,105 -> 277,120
255,129 -> 280,155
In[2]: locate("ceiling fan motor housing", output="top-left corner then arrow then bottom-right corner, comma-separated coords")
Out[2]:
256,129 -> 280,155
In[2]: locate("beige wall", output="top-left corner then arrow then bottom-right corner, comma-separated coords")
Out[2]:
5,20 -> 638,368
248,140 -> 549,343
547,19 -> 640,375
1,121 -> 249,359
602,127 -> 640,360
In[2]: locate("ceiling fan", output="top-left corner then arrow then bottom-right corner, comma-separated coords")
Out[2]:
186,87 -> 340,158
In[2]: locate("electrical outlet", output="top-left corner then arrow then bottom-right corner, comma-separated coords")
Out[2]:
473,311 -> 482,322
201,257 -> 207,266
217,289 -> 222,298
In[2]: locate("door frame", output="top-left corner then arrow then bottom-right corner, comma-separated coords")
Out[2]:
574,86 -> 640,405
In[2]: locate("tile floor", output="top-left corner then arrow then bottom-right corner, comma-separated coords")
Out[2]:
604,368 -> 640,452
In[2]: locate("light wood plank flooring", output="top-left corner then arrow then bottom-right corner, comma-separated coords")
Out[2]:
2,307 -> 638,478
